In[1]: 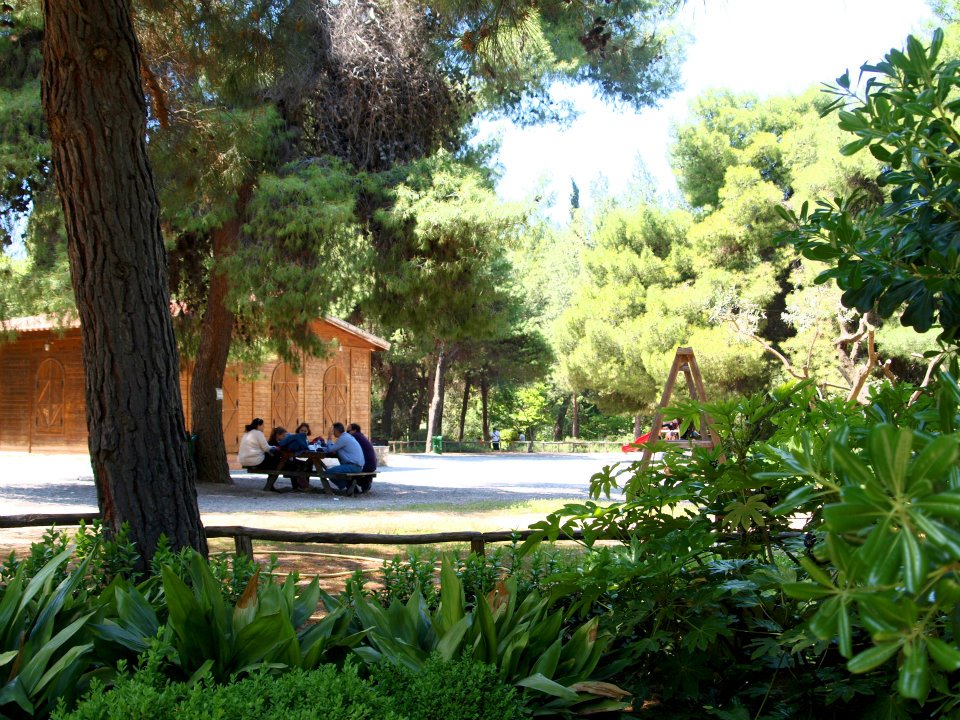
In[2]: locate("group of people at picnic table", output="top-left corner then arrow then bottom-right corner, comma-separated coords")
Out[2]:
237,418 -> 377,491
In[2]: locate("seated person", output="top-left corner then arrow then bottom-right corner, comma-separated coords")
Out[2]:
278,428 -> 310,454
267,426 -> 312,490
238,418 -> 278,470
347,422 -> 377,473
320,422 -> 365,489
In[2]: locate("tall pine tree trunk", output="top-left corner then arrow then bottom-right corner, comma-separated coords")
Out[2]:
408,367 -> 429,437
380,362 -> 399,440
634,413 -> 644,438
42,0 -> 206,563
553,395 -> 569,440
480,373 -> 490,441
571,393 -> 580,438
190,190 -> 249,484
425,344 -> 457,452
458,373 -> 471,442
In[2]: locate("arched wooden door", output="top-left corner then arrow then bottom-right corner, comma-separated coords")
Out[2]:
34,358 -> 65,435
323,366 -> 349,428
271,363 -> 299,430
221,372 -> 241,452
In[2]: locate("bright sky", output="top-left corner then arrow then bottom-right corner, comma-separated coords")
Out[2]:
481,0 -> 936,218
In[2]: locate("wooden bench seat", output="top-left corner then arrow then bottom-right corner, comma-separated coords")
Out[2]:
244,467 -> 377,496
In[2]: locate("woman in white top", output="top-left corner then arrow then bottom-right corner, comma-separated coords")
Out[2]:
238,418 -> 278,469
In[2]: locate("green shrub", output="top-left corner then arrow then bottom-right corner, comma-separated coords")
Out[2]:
376,653 -> 527,720
0,548 -> 98,718
54,662 -> 401,720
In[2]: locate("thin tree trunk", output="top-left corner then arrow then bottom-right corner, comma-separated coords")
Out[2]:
553,395 -> 569,440
571,393 -> 580,438
480,373 -> 490,441
634,414 -> 643,438
458,373 -> 472,442
425,344 -> 457,452
42,0 -> 206,563
408,367 -> 429,437
190,189 -> 249,484
380,361 -> 399,440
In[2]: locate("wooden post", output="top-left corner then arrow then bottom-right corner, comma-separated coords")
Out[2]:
470,536 -> 485,557
638,347 -> 720,475
235,534 -> 254,559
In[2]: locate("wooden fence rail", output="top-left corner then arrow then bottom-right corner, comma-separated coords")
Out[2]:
0,514 -> 805,561
0,513 -> 582,558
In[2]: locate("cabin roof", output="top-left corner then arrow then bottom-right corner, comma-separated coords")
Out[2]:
3,313 -> 390,351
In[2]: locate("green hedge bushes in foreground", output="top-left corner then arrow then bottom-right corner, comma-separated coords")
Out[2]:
53,655 -> 525,720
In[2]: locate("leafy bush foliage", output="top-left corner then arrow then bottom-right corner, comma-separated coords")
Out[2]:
524,372 -> 960,717
54,661 -> 400,720
375,653 -> 527,720
780,30 -> 960,344
348,557 -> 629,716
0,548 -> 97,718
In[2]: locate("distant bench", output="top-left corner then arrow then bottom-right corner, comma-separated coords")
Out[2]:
244,466 -> 377,497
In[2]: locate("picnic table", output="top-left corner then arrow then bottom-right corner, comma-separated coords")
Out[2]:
246,449 -> 375,497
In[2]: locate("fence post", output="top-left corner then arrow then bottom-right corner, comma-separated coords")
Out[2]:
234,534 -> 254,559
470,535 -> 485,557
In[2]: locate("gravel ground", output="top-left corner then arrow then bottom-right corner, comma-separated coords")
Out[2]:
0,451 -> 629,516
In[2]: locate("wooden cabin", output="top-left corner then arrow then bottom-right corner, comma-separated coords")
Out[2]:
0,315 -> 389,454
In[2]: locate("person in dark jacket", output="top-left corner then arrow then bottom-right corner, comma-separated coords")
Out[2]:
269,426 -> 311,490
347,423 -> 378,473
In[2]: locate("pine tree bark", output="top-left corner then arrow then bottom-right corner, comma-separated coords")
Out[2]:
458,373 -> 472,442
190,189 -> 250,484
571,393 -> 580,438
479,373 -> 490,441
408,367 -> 429,437
634,413 -> 643,438
380,361 -> 399,440
42,0 -> 206,563
425,344 -> 457,452
553,395 -> 569,440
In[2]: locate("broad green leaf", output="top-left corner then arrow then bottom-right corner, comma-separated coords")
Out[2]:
798,556 -> 835,589
436,615 -> 470,661
926,637 -> 960,671
438,555 -> 465,635
473,593 -> 497,665
532,637 -> 563,679
823,502 -> 884,532
830,445 -> 875,487
898,640 -> 930,701
915,492 -> 960,520
901,529 -> 926,593
868,425 -> 911,495
908,436 -> 958,488
33,642 -> 92,695
847,641 -> 902,673
516,673 -> 580,701
781,583 -> 834,601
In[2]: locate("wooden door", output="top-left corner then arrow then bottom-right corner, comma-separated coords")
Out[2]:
34,358 -> 65,435
271,363 -> 299,430
222,371 -> 241,452
323,366 -> 349,428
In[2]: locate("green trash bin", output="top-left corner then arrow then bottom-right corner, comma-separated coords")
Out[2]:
431,435 -> 443,454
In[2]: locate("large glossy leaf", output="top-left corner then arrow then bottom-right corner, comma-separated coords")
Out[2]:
908,436 -> 959,488
437,555 -> 465,635
898,640 -> 930,700
516,673 -> 580,701
16,611 -> 94,693
847,641 -> 902,673
867,425 -> 912,495
473,591 -> 498,665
